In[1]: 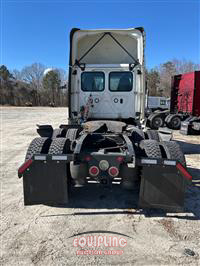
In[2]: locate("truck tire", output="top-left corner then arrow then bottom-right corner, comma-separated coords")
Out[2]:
140,139 -> 162,158
130,127 -> 145,143
160,141 -> 186,167
165,114 -> 173,124
52,128 -> 65,138
48,138 -> 71,154
25,137 -> 51,161
192,122 -> 200,131
66,128 -> 80,141
146,129 -> 160,141
168,115 -> 181,130
149,114 -> 164,129
48,138 -> 72,193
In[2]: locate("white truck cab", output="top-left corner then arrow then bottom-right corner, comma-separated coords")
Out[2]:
68,28 -> 145,124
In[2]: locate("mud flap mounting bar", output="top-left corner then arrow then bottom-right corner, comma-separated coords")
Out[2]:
138,158 -> 192,211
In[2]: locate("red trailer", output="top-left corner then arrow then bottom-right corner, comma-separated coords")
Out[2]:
147,71 -> 200,134
170,71 -> 200,116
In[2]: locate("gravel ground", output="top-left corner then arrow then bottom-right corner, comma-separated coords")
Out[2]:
1,107 -> 200,266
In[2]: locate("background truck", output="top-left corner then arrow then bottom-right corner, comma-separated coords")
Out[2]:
147,96 -> 170,111
147,71 -> 200,134
145,96 -> 170,116
18,27 -> 192,211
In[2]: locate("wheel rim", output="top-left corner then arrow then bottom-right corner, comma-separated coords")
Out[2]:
172,117 -> 180,128
153,117 -> 163,127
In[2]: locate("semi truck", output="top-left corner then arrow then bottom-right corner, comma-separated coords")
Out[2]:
146,96 -> 170,112
145,96 -> 170,117
18,28 -> 192,211
147,71 -> 200,134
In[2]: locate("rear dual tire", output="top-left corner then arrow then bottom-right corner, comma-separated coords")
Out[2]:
52,126 -> 82,140
139,139 -> 186,166
160,141 -> 186,166
140,140 -> 162,158
145,129 -> 160,141
25,137 -> 51,161
48,138 -> 71,154
149,114 -> 164,129
167,115 -> 181,130
25,137 -> 71,159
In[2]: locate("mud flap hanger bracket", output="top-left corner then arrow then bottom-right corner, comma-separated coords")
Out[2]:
18,154 -> 74,178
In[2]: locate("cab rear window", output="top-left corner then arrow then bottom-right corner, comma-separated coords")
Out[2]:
160,100 -> 166,105
81,72 -> 105,91
109,72 -> 133,92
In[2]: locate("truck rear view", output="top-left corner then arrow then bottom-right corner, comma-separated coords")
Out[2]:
18,28 -> 192,211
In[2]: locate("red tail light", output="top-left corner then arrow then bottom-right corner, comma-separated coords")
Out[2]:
89,166 -> 99,177
108,166 -> 119,177
84,155 -> 92,162
116,156 -> 124,163
18,159 -> 33,175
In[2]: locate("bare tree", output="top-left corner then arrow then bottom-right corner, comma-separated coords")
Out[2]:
172,58 -> 200,74
21,63 -> 45,90
12,69 -> 23,81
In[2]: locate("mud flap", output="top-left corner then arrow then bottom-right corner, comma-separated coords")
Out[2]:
139,159 -> 192,211
20,155 -> 71,206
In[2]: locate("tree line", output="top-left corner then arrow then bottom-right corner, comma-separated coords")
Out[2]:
146,59 -> 200,97
0,59 -> 199,106
0,63 -> 68,106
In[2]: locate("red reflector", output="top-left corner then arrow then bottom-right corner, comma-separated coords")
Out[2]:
176,163 -> 192,181
18,159 -> 33,174
116,156 -> 124,163
84,156 -> 92,162
108,167 -> 119,177
89,166 -> 99,176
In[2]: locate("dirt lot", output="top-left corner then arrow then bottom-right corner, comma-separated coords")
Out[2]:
1,107 -> 200,265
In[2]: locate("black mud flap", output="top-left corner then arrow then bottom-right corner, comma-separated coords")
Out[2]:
19,155 -> 72,206
139,159 -> 192,211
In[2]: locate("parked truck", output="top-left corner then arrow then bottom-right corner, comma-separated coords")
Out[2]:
18,28 -> 192,211
147,71 -> 200,134
145,96 -> 170,116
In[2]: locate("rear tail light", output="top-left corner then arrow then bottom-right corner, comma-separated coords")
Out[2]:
108,166 -> 119,177
84,155 -> 92,162
116,156 -> 124,163
18,159 -> 33,175
89,166 -> 99,177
